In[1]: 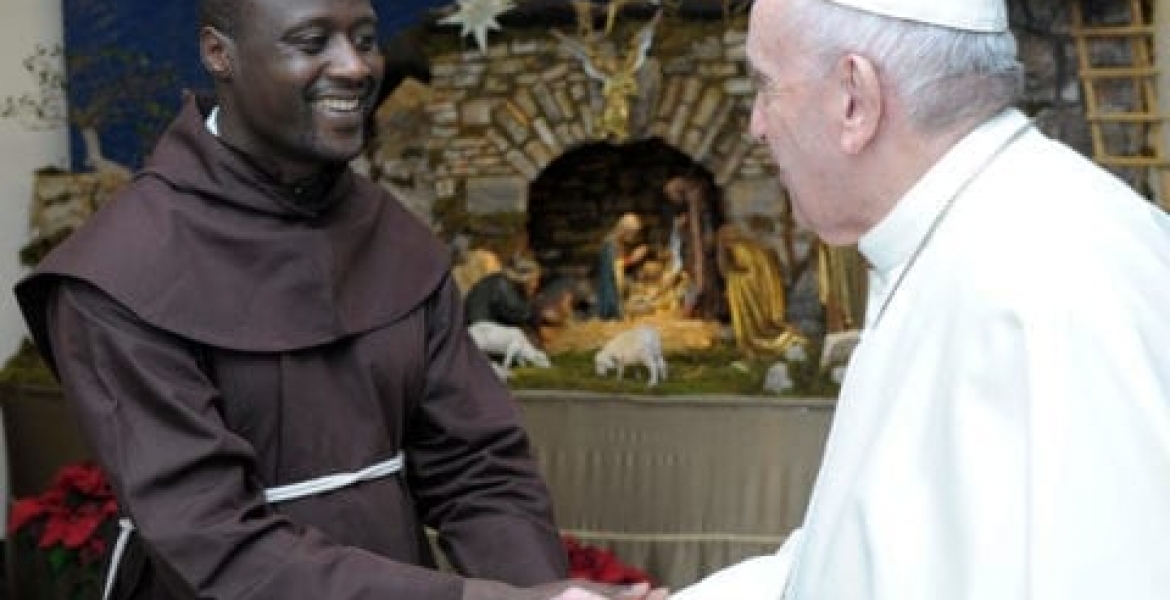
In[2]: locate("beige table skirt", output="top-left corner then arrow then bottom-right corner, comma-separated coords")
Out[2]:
515,391 -> 835,589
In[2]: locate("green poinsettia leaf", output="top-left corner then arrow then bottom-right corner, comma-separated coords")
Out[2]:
47,545 -> 72,574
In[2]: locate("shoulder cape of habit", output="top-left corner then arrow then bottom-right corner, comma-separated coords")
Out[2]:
16,96 -> 449,371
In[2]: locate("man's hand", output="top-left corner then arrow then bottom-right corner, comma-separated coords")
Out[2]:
463,578 -> 669,600
552,580 -> 668,600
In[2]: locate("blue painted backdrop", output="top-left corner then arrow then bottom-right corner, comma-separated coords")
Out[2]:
63,0 -> 449,169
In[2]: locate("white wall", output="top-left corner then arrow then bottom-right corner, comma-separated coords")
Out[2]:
1,2 -> 68,355
0,0 -> 69,533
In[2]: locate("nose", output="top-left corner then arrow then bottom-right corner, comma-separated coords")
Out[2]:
328,39 -> 377,81
748,97 -> 766,142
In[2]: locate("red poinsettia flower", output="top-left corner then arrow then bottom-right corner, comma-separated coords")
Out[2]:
41,501 -> 108,549
7,461 -> 119,595
55,462 -> 114,497
7,495 -> 51,535
563,534 -> 654,586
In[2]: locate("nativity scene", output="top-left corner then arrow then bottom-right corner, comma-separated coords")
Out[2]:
387,1 -> 878,392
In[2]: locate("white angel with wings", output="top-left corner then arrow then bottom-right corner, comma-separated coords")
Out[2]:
551,8 -> 662,141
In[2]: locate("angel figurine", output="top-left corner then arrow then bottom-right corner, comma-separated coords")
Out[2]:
552,8 -> 662,141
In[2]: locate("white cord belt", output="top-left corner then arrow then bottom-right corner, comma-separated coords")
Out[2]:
102,452 -> 404,600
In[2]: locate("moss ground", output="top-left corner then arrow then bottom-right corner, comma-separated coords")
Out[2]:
510,343 -> 839,397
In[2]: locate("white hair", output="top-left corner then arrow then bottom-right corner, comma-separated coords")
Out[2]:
783,0 -> 1024,133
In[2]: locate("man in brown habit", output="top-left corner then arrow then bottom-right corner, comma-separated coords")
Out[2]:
14,0 -> 665,598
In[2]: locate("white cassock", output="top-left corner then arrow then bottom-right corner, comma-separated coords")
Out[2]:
677,109 -> 1170,600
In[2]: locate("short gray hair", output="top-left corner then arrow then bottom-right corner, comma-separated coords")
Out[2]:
786,0 -> 1024,133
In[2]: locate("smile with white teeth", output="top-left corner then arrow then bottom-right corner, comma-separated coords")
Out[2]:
315,97 -> 362,112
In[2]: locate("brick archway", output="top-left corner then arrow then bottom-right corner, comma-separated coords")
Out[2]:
484,66 -> 757,190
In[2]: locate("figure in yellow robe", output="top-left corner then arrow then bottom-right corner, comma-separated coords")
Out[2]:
716,224 -> 800,355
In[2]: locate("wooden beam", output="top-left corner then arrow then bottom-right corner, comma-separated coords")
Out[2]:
1157,1 -> 1170,209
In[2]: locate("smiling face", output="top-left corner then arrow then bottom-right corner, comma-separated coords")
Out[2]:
202,0 -> 384,178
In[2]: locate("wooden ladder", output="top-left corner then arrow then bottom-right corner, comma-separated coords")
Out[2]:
1070,0 -> 1169,210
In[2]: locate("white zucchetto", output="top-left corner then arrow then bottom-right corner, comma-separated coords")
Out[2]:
823,0 -> 1008,33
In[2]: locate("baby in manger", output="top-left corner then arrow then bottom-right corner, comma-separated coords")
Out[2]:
623,256 -> 688,318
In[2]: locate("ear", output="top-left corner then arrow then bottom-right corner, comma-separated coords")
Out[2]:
836,53 -> 882,155
200,26 -> 234,81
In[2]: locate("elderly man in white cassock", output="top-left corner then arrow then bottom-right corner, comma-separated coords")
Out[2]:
675,0 -> 1170,598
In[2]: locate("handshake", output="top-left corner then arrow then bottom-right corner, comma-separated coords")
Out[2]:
463,579 -> 669,600
553,582 -> 668,600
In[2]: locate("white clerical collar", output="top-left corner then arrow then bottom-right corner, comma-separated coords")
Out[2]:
859,108 -> 1031,277
205,106 -> 220,137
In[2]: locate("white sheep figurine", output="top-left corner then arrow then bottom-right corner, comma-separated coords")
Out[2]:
594,325 -> 667,387
468,321 -> 551,372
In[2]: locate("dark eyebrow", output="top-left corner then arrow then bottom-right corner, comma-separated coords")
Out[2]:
352,15 -> 378,30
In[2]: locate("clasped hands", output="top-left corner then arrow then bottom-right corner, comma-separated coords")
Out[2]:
463,578 -> 669,600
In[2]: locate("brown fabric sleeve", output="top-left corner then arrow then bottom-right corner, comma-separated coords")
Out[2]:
407,276 -> 569,585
